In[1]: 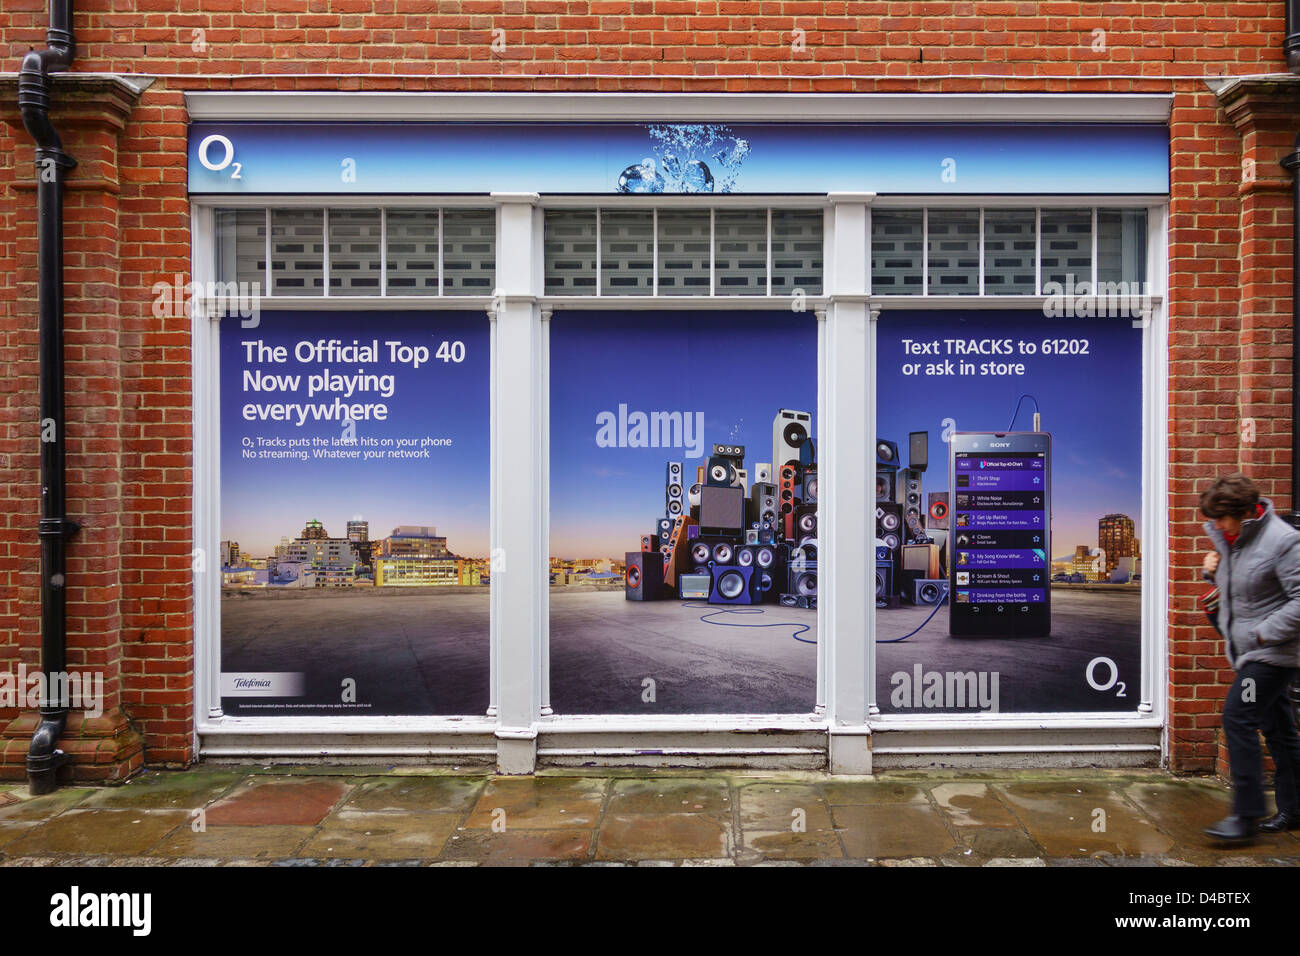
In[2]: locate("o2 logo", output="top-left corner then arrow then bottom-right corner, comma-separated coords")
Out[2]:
197,134 -> 241,180
1086,656 -> 1126,698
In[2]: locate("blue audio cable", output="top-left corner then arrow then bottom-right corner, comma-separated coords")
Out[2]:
876,591 -> 948,643
1006,394 -> 1042,431
679,602 -> 815,643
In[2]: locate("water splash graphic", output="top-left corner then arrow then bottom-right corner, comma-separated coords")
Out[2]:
616,124 -> 750,194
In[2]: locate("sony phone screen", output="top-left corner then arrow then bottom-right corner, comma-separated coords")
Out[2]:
949,435 -> 1051,636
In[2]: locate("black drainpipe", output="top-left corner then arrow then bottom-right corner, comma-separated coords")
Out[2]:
1287,0 -> 1300,525
18,0 -> 79,796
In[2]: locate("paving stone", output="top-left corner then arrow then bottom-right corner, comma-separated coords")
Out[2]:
464,777 -> 605,829
0,787 -> 91,822
205,777 -> 351,827
1121,781 -> 1298,859
737,784 -> 835,832
994,781 -> 1173,858
832,804 -> 957,859
3,809 -> 189,857
78,769 -> 247,811
150,824 -> 315,859
742,829 -> 844,860
878,857 -> 937,866
984,857 -> 1047,866
299,811 -> 460,859
441,828 -> 593,864
931,783 -> 1021,827
607,777 -> 731,815
957,826 -> 1043,859
822,780 -> 929,806
342,776 -> 484,813
595,812 -> 729,861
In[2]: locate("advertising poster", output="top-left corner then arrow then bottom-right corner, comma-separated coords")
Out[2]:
874,310 -> 1143,714
549,311 -> 818,715
219,310 -> 490,716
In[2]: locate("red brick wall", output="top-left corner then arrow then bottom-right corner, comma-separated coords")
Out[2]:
0,2 -> 1294,774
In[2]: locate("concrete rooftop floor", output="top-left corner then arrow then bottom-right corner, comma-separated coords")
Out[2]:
0,766 -> 1294,867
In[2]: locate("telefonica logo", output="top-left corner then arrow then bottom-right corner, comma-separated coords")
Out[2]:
595,405 -> 706,458
49,886 -> 151,937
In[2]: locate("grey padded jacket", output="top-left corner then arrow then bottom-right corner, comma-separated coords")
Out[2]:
1205,497 -> 1300,669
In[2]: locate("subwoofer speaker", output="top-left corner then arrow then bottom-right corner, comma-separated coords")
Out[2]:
625,552 -> 666,601
699,484 -> 745,532
709,565 -> 759,606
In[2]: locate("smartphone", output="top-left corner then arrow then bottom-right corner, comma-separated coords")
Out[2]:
948,431 -> 1051,637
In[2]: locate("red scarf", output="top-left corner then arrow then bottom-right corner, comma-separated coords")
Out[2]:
1224,502 -> 1266,546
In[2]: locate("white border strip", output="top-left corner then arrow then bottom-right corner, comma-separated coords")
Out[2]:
183,91 -> 1175,123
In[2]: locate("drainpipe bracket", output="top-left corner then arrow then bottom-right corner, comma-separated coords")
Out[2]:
38,517 -> 80,539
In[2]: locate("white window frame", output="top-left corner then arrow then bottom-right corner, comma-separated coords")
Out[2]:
187,91 -> 1171,773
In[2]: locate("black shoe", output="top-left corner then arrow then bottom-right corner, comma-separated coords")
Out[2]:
1203,815 -> 1257,843
1259,811 -> 1300,832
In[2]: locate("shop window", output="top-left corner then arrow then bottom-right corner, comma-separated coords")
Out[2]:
1097,208 -> 1148,286
926,209 -> 980,295
713,209 -> 768,294
214,208 -> 267,290
600,209 -> 655,295
328,209 -> 382,296
441,209 -> 497,295
385,209 -> 440,295
1040,210 -> 1093,291
871,210 -> 924,295
270,208 -> 325,295
983,209 -> 1037,295
771,209 -> 824,296
544,209 -> 598,295
656,210 -> 711,295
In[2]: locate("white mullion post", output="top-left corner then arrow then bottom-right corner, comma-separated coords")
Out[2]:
978,207 -> 985,296
815,306 -> 828,717
380,208 -> 387,297
766,207 -> 773,297
1034,207 -> 1042,296
825,192 -> 874,775
1090,206 -> 1099,295
709,207 -> 715,297
540,303 -> 553,717
489,192 -> 542,773
921,207 -> 929,296
322,207 -> 330,297
264,207 -> 272,297
652,207 -> 658,296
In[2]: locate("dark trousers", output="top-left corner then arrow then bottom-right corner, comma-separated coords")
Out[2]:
1223,661 -> 1300,818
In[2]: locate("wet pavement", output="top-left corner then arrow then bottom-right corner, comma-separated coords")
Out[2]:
0,766 -> 1296,867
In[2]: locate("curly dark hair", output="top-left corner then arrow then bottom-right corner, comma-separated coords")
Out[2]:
1199,473 -> 1260,520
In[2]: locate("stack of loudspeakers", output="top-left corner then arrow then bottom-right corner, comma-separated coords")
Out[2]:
626,408 -> 818,607
875,429 -> 946,608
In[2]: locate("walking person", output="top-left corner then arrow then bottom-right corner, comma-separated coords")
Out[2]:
1200,473 -> 1300,843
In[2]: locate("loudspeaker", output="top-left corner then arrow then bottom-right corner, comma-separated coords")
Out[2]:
663,515 -> 697,589
788,565 -> 818,599
927,492 -> 950,530
901,468 -> 923,513
802,468 -> 818,504
678,572 -> 712,600
640,534 -> 658,553
744,528 -> 761,546
731,467 -> 749,495
779,593 -> 816,609
688,483 -> 703,508
876,439 -> 901,469
625,552 -> 666,601
793,503 -> 818,539
779,463 -> 800,539
754,462 -> 773,484
713,442 -> 745,462
700,484 -> 745,532
903,544 -> 941,580
912,577 -> 949,606
696,464 -> 706,484
799,439 -> 815,468
705,456 -> 736,487
666,461 -> 685,518
710,540 -> 737,565
688,537 -> 717,568
710,564 -> 759,606
876,468 -> 897,502
875,560 -> 899,608
656,517 -> 675,548
876,503 -> 903,556
773,409 -> 812,467
908,430 -> 928,473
